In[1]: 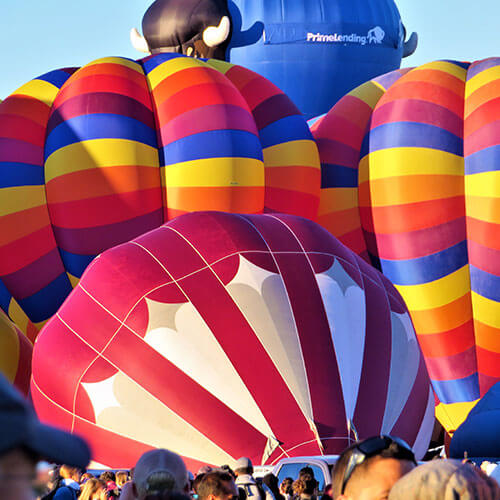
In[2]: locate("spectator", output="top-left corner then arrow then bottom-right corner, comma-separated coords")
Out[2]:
82,473 -> 96,484
220,465 -> 236,480
292,476 -> 317,500
54,465 -> 83,499
80,478 -> 107,500
234,457 -> 275,500
279,478 -> 293,500
262,474 -> 285,500
33,462 -> 54,498
115,471 -> 129,489
131,448 -> 190,499
331,435 -> 416,500
320,484 -> 333,500
48,466 -> 62,490
0,373 -> 90,500
197,471 -> 239,500
198,466 -> 213,476
100,471 -> 119,498
299,468 -> 315,481
100,471 -> 115,484
388,459 -> 500,500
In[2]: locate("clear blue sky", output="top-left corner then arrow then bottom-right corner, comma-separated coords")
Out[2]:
0,0 -> 498,98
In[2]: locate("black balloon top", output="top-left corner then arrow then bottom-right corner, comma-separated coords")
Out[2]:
142,0 -> 231,59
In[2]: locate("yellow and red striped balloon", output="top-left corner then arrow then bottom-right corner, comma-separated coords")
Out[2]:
0,53 -> 320,390
314,58 -> 500,432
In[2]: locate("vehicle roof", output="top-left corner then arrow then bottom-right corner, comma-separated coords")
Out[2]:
274,455 -> 339,466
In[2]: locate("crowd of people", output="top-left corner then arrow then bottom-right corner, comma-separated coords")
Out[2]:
1,373 -> 499,500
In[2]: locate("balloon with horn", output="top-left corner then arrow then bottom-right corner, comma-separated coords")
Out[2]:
131,0 -> 232,60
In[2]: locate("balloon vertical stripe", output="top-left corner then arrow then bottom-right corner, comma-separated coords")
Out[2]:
207,59 -> 321,220
313,69 -> 409,259
465,58 -> 500,395
360,61 -> 476,406
45,57 -> 163,283
142,54 -> 264,220
0,69 -> 75,331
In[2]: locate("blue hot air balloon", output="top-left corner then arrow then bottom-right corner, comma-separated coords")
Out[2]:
227,0 -> 418,119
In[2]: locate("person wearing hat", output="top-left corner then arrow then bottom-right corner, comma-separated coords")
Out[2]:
130,448 -> 190,499
331,435 -> 417,500
388,460 -> 500,500
0,373 -> 90,500
234,457 -> 275,500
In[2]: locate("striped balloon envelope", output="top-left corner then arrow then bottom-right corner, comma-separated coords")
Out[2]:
313,58 -> 500,432
31,212 -> 433,469
0,307 -> 32,395
0,53 -> 320,382
312,68 -> 411,260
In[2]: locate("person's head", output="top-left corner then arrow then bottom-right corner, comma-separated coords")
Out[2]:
332,436 -> 417,500
132,449 -> 189,500
116,470 -> 129,487
100,470 -> 116,483
262,473 -> 280,492
280,477 -> 294,495
81,472 -> 96,484
220,465 -> 236,479
79,477 -> 107,500
293,476 -> 318,498
300,467 -> 316,480
197,471 -> 238,500
47,465 -> 61,490
0,374 -> 90,500
234,457 -> 253,477
60,464 -> 83,483
198,466 -> 213,476
389,459 -> 500,500
323,484 -> 333,499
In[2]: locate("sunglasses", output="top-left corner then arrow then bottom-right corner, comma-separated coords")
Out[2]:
340,435 -> 416,495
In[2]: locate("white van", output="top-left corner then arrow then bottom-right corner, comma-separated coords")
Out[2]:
272,456 -> 339,493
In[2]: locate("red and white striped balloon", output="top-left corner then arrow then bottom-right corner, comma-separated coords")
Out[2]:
31,212 -> 433,469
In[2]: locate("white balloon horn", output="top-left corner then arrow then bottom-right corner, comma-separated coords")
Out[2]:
130,27 -> 150,53
202,16 -> 231,48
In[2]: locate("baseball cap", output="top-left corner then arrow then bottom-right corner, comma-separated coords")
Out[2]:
235,457 -> 253,471
0,373 -> 90,469
388,459 -> 500,500
134,449 -> 189,495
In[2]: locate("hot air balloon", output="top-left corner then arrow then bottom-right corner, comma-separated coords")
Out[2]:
0,305 -> 32,395
227,0 -> 418,118
31,212 -> 434,469
130,0 -> 232,60
450,382 -> 500,460
312,57 -> 500,433
0,53 -> 319,352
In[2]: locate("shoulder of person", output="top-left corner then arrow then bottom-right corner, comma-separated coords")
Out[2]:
53,486 -> 78,499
